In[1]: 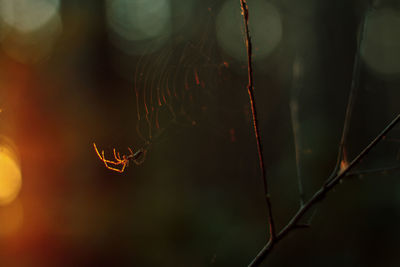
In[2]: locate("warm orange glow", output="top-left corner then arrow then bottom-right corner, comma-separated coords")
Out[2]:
0,145 -> 22,206
194,69 -> 200,85
0,200 -> 23,237
340,149 -> 349,173
340,160 -> 349,173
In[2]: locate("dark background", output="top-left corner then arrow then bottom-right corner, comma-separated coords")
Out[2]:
0,0 -> 400,266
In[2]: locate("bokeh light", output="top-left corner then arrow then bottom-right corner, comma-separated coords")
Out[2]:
216,0 -> 282,62
362,8 -> 400,76
0,138 -> 22,206
106,0 -> 172,55
0,0 -> 60,33
0,0 -> 62,63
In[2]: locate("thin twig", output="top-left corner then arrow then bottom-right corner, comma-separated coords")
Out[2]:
346,165 -> 400,178
328,7 -> 369,182
240,0 -> 276,240
290,56 -> 305,206
248,113 -> 400,267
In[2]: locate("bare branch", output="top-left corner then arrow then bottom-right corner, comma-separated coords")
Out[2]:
248,113 -> 400,267
346,165 -> 400,178
239,0 -> 276,240
290,57 -> 305,207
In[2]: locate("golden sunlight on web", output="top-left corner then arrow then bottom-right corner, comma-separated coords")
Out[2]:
0,144 -> 22,206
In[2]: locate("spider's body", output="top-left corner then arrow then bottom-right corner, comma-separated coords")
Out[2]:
93,143 -> 147,173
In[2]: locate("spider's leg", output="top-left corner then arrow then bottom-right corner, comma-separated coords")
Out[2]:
106,163 -> 125,173
94,143 -> 128,172
102,154 -> 125,173
93,143 -> 105,161
101,150 -> 109,167
102,151 -> 119,165
113,148 -> 122,162
127,147 -> 134,157
120,162 -> 127,172
122,155 -> 129,167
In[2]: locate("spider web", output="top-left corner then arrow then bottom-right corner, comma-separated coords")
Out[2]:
132,5 -> 244,155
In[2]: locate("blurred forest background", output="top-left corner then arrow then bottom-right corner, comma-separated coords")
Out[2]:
0,0 -> 400,266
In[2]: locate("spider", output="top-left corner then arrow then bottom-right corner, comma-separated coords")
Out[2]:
93,143 -> 147,173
